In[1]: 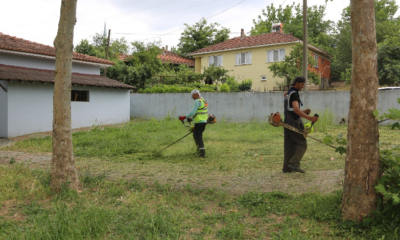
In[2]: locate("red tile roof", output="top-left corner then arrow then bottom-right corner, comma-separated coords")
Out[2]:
118,50 -> 195,67
0,33 -> 114,65
0,64 -> 134,89
158,51 -> 195,67
188,32 -> 332,58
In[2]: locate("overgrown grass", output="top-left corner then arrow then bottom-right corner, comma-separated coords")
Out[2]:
1,164 -> 399,239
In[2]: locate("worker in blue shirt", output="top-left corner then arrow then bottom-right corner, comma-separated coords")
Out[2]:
179,89 -> 208,158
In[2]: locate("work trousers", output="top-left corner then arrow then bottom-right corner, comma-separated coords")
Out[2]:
283,128 -> 307,172
193,123 -> 206,156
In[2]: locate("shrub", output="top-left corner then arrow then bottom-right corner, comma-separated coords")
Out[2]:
138,84 -> 217,93
238,79 -> 253,91
226,76 -> 239,92
219,83 -> 230,92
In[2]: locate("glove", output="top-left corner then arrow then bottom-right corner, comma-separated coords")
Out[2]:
178,116 -> 186,121
187,117 -> 193,122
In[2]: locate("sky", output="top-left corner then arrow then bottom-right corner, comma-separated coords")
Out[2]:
1,0 -> 399,52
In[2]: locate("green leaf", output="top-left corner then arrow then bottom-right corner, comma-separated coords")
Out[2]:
373,110 -> 380,117
375,184 -> 387,195
392,194 -> 400,205
335,147 -> 347,155
397,98 -> 400,104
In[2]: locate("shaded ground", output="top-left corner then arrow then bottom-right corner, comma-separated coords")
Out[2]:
0,150 -> 344,195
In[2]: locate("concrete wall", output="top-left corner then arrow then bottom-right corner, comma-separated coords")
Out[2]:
0,52 -> 100,75
130,91 -> 400,125
0,80 -> 8,137
193,43 -> 331,92
6,82 -> 130,137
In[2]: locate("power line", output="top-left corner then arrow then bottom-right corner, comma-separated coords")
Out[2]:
139,0 -> 246,41
78,0 -> 188,25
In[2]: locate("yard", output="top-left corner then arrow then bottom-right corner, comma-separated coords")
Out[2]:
0,117 -> 399,239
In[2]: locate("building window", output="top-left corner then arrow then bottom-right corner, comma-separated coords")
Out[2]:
71,90 -> 89,102
267,49 -> 285,62
261,75 -> 267,81
208,55 -> 223,67
235,52 -> 252,65
314,55 -> 319,68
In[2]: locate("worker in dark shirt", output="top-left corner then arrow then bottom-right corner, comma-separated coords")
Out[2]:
283,77 -> 319,173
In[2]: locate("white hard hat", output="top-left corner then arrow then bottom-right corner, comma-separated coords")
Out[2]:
191,89 -> 200,95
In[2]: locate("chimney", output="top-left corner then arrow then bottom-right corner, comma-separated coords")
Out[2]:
241,29 -> 244,39
166,45 -> 168,51
272,23 -> 283,33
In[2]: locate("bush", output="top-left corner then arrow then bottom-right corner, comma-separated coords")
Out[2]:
238,79 -> 253,91
226,76 -> 239,92
138,84 -> 217,93
219,83 -> 230,92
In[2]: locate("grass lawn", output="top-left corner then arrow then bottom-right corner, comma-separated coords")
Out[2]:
0,117 -> 399,239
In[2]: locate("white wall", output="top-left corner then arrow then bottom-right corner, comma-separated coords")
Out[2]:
6,82 -> 130,137
0,52 -> 101,75
0,80 -> 8,137
71,86 -> 130,129
130,91 -> 400,125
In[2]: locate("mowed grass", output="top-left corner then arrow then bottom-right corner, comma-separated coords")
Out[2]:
4,116 -> 400,173
1,117 -> 400,239
1,163 -> 398,240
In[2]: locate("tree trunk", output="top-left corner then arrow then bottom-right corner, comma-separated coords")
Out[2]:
51,0 -> 80,191
342,0 -> 380,221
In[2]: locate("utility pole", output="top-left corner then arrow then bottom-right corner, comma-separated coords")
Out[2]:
302,0 -> 308,91
103,29 -> 111,77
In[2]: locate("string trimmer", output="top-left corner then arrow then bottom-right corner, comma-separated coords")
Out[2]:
268,112 -> 336,149
158,114 -> 217,153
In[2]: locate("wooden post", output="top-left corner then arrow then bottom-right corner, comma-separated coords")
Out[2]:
302,0 -> 308,91
103,29 -> 111,77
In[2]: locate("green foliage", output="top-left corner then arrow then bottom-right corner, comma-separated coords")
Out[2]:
138,84 -> 217,93
250,3 -> 335,53
238,79 -> 253,92
177,18 -> 230,56
202,64 -> 230,85
106,41 -> 163,89
268,43 -> 319,89
153,64 -> 203,85
378,35 -> 400,86
219,83 -> 230,92
375,149 -> 400,205
225,76 -> 240,92
74,33 -> 129,60
331,0 -> 400,80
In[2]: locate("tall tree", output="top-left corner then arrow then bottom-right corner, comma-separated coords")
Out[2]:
331,0 -> 400,80
250,3 -> 335,53
342,0 -> 380,221
177,18 -> 230,56
51,0 -> 80,191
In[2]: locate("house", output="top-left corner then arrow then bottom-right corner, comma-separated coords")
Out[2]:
119,46 -> 195,68
187,28 -> 332,91
0,33 -> 134,138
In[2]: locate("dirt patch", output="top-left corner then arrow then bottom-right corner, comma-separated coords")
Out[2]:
0,151 -> 344,195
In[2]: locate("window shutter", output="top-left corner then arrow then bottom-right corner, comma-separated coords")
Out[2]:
279,49 -> 285,61
267,50 -> 273,63
218,55 -> 223,67
241,53 -> 246,64
209,56 -> 214,66
246,52 -> 252,64
214,56 -> 218,66
273,50 -> 279,62
235,53 -> 241,65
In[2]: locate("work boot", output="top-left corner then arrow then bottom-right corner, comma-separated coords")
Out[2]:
288,164 -> 306,173
198,148 -> 206,158
282,168 -> 292,173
